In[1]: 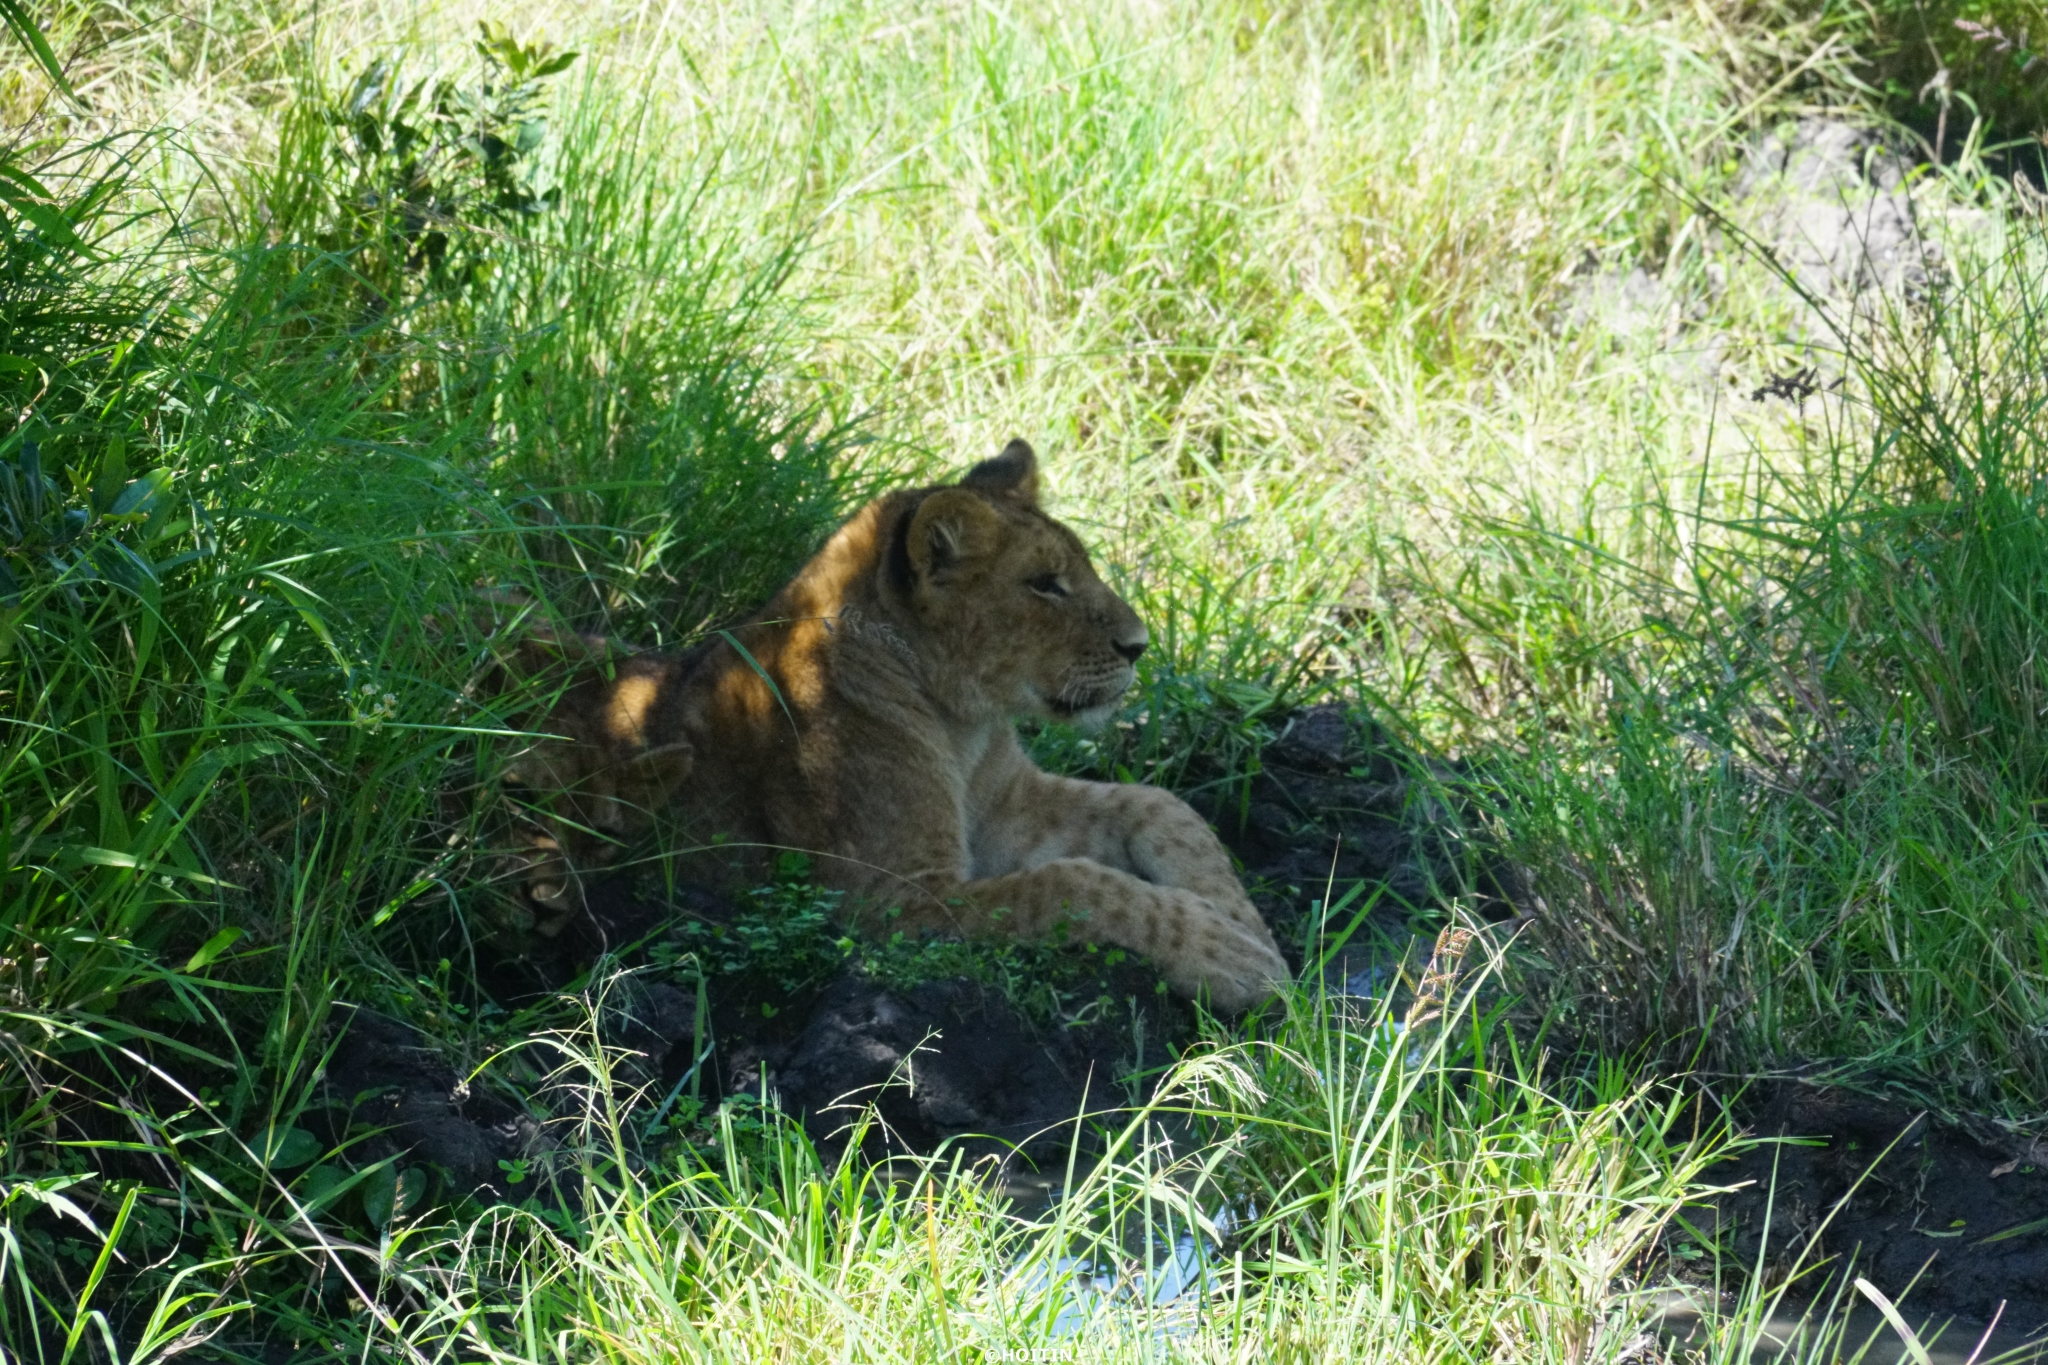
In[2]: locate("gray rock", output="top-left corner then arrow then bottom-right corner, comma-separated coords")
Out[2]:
1734,117 -> 1936,304
1566,264 -> 1681,343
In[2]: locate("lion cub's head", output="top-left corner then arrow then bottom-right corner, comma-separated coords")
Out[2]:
893,440 -> 1147,728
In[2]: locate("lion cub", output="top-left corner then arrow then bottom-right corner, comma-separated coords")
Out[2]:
521,442 -> 1291,1010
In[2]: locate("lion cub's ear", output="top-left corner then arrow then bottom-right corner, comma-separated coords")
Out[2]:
908,488 -> 1003,580
961,438 -> 1040,505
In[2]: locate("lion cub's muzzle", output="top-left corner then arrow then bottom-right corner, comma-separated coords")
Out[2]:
1044,610 -> 1147,721
1049,660 -> 1139,722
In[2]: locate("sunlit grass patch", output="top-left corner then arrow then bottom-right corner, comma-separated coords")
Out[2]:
174,965 -> 1724,1364
1409,229 -> 2048,1106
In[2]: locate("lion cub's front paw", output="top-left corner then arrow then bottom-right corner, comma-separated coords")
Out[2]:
1166,905 -> 1292,1012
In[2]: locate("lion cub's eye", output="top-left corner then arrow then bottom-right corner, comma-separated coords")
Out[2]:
1027,573 -> 1069,598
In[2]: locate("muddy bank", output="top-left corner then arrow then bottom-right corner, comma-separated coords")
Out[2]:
316,1006 -> 552,1206
1687,1080 -> 2048,1343
467,869 -> 1196,1169
1193,702 -> 1521,997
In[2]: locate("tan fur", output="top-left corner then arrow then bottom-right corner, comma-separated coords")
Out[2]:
645,440 -> 1291,1009
497,444 -> 1290,1005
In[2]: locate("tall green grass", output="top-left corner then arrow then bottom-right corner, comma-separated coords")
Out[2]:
27,968 -> 1722,1363
1403,230 -> 2048,1107
744,0 -> 1741,684
0,27 -> 866,1352
1777,0 -> 2048,153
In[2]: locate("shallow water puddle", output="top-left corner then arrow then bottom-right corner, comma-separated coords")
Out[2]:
1007,1231 -> 1219,1339
1001,1200 -> 1245,1342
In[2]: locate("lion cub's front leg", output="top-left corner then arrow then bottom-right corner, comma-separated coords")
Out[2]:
936,762 -> 1290,1009
984,772 -> 1268,927
925,860 -> 1286,1009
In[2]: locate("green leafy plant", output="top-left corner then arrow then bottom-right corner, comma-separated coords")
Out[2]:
647,855 -> 849,998
643,852 -> 1182,1030
323,22 -> 577,299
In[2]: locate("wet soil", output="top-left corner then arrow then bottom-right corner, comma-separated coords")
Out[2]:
1194,702 -> 1523,991
467,868 -> 1193,1170
1686,1079 -> 2048,1346
737,973 -> 1154,1163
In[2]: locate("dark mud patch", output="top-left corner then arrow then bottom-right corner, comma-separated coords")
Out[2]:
1688,1080 -> 2048,1343
469,869 -> 1193,1171
317,1006 -> 553,1205
736,974 -> 1163,1165
1194,702 -> 1522,981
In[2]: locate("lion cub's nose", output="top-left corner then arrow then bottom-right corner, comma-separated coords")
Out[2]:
1115,632 -> 1147,663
